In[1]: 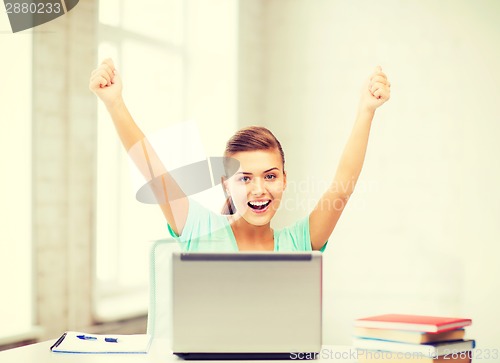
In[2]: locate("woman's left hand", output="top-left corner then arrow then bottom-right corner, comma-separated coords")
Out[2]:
359,66 -> 391,113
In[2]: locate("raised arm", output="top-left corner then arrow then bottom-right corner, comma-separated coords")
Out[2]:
309,66 -> 391,250
89,59 -> 188,235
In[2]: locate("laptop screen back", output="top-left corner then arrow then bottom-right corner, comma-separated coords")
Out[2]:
172,252 -> 322,356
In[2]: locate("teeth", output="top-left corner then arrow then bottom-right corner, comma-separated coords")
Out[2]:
249,200 -> 269,206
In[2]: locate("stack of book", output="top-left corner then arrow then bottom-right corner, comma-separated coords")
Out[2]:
353,314 -> 475,363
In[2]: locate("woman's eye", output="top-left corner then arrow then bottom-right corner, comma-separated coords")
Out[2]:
265,174 -> 276,180
239,176 -> 250,183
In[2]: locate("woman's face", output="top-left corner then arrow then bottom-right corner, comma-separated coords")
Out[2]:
224,149 -> 286,226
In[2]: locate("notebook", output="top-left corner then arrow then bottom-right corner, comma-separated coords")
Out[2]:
354,314 -> 472,333
50,331 -> 152,354
171,251 -> 323,359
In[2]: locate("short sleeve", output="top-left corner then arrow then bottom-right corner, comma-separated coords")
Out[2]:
166,198 -> 235,252
275,216 -> 328,252
166,199 -> 211,250
274,216 -> 310,251
319,240 -> 328,252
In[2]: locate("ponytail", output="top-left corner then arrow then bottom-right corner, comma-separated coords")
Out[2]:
221,196 -> 236,215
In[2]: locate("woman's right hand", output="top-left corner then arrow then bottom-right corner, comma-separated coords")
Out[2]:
89,58 -> 123,108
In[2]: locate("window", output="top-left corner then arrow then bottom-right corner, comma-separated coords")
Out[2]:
0,17 -> 33,338
94,0 -> 239,321
95,0 -> 186,321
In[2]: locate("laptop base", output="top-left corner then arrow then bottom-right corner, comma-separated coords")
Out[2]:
174,352 -> 319,360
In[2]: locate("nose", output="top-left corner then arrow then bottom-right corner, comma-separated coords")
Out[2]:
250,177 -> 265,195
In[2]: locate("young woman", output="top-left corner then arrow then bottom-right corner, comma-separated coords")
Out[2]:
89,59 -> 391,252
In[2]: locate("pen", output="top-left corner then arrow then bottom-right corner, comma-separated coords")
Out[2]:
77,334 -> 97,340
76,334 -> 118,342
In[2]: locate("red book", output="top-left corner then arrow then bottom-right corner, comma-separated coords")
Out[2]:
354,314 -> 472,333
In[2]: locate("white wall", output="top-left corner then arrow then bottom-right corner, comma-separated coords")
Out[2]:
0,16 -> 33,340
241,0 -> 500,351
186,0 -> 239,155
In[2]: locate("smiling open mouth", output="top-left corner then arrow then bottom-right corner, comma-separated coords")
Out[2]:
247,200 -> 271,210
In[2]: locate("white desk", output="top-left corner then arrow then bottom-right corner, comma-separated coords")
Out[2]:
0,339 -> 358,362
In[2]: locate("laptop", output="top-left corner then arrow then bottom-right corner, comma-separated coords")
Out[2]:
171,251 -> 322,359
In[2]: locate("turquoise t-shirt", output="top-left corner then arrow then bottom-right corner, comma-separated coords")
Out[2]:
167,199 -> 328,252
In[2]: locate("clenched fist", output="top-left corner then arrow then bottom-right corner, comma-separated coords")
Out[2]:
359,66 -> 391,113
89,58 -> 123,108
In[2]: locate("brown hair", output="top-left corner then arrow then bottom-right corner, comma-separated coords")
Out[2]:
221,126 -> 285,215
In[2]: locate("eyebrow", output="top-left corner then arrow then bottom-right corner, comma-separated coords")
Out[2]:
235,167 -> 280,175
